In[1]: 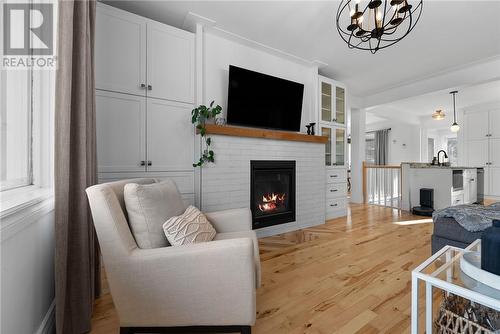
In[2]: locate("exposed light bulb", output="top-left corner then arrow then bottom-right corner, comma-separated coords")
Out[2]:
358,15 -> 364,23
376,10 -> 382,22
350,8 -> 355,17
450,122 -> 460,133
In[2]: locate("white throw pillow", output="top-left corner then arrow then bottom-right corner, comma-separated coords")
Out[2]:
124,179 -> 186,249
163,206 -> 216,246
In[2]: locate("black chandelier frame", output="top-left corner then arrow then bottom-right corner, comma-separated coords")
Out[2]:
336,0 -> 423,54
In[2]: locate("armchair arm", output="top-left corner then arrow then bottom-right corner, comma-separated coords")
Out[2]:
109,238 -> 256,327
205,207 -> 252,233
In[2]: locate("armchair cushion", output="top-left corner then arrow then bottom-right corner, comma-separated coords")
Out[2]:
124,179 -> 185,248
163,206 -> 216,246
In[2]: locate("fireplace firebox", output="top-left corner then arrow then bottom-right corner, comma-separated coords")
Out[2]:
250,160 -> 296,229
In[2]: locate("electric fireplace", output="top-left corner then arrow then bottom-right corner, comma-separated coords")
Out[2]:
250,160 -> 296,229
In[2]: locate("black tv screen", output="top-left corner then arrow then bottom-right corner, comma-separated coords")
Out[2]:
226,65 -> 304,132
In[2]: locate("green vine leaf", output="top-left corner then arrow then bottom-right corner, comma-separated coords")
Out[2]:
191,101 -> 221,168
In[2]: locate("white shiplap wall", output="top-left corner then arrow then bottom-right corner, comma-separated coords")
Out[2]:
201,135 -> 326,237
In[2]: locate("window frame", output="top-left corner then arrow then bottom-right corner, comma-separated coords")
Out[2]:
0,0 -> 56,218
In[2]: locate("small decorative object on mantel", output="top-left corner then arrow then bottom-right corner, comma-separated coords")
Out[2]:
306,124 -> 312,135
309,122 -> 316,135
215,117 -> 226,126
191,101 -> 222,167
481,219 -> 500,276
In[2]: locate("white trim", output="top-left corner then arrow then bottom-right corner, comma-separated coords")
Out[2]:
0,194 -> 54,242
35,300 -> 55,334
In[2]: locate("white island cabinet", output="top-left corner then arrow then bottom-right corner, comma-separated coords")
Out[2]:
401,163 -> 483,211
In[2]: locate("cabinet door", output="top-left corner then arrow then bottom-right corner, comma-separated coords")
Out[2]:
335,86 -> 346,125
146,99 -> 194,171
489,167 -> 500,197
466,111 -> 489,140
96,91 -> 146,172
321,126 -> 332,166
467,139 -> 489,167
147,22 -> 194,103
95,4 -> 146,96
334,127 -> 346,166
491,138 -> 500,167
320,81 -> 333,123
489,110 -> 500,138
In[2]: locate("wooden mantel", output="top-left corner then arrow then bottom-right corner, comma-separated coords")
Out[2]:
201,124 -> 328,144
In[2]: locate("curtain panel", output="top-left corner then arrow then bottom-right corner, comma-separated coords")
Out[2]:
374,129 -> 389,165
54,1 -> 100,333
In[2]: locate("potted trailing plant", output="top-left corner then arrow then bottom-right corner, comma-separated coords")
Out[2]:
191,101 -> 222,167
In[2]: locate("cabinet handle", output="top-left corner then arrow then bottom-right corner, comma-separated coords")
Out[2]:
147,85 -> 152,90
330,189 -> 338,192
330,203 -> 338,207
140,160 -> 145,166
140,83 -> 146,89
147,160 -> 152,166
330,175 -> 338,178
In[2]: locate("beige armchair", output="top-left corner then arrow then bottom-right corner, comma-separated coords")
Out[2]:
86,178 -> 261,334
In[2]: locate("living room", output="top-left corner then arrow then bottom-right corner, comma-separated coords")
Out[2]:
1,1 -> 500,334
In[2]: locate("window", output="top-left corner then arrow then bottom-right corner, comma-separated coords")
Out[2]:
365,132 -> 375,164
447,137 -> 458,166
0,68 -> 33,191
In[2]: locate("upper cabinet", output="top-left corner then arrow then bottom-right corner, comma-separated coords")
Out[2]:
147,21 -> 194,103
319,76 -> 346,127
95,5 -> 146,96
95,3 -> 195,104
465,111 -> 490,140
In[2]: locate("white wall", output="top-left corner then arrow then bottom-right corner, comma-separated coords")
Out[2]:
203,31 -> 318,133
1,206 -> 55,334
366,120 -> 421,164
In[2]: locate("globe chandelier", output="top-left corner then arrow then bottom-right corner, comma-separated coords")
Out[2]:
336,0 -> 423,53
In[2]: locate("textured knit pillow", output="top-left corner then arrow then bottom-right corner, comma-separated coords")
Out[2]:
163,206 -> 216,246
124,179 -> 186,249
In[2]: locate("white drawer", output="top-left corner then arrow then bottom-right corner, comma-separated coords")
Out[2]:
326,183 -> 347,198
325,198 -> 347,212
452,192 -> 464,206
326,169 -> 347,183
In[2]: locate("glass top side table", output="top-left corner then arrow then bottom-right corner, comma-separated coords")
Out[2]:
411,239 -> 500,333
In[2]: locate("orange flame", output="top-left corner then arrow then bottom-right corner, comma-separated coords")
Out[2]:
258,193 -> 286,212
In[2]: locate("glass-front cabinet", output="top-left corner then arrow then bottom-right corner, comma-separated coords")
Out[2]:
321,125 -> 346,167
319,75 -> 347,167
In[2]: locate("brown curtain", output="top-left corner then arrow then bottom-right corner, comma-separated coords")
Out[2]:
54,0 -> 100,333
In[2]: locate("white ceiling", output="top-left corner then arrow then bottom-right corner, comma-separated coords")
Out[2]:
366,79 -> 500,125
105,0 -> 500,96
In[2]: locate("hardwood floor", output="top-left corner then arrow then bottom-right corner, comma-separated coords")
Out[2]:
90,203 -> 435,334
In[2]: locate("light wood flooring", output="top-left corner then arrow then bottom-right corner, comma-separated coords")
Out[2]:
91,203 -> 436,334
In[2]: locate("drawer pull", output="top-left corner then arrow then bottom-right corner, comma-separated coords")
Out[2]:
330,203 -> 338,207
330,189 -> 338,192
330,175 -> 338,178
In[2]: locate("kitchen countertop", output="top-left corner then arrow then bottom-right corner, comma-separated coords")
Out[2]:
402,163 -> 484,169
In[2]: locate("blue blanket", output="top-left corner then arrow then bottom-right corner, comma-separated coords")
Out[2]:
432,202 -> 500,232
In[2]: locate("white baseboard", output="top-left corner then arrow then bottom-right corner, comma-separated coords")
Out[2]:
35,300 -> 55,334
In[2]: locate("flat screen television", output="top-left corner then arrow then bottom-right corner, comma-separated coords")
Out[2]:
226,65 -> 304,132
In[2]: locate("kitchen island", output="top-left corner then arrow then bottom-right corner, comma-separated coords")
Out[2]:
401,163 -> 485,211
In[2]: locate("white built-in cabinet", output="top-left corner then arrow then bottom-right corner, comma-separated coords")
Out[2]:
465,109 -> 500,198
95,3 -> 195,205
318,75 -> 348,219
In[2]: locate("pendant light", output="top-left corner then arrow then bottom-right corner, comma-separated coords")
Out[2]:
336,0 -> 423,54
432,110 -> 445,120
450,90 -> 460,133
